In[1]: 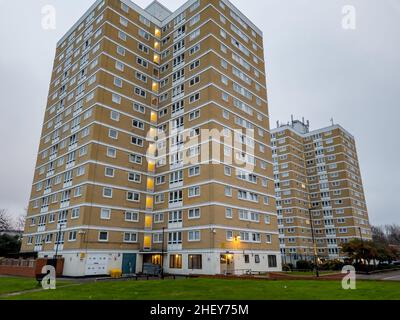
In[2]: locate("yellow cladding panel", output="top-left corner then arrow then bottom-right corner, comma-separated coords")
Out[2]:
144,235 -> 151,249
146,196 -> 153,209
154,41 -> 160,50
148,161 -> 155,172
148,143 -> 156,156
152,81 -> 159,92
154,28 -> 161,38
150,111 -> 157,123
153,54 -> 160,64
148,127 -> 156,139
145,215 -> 153,228
147,177 -> 154,190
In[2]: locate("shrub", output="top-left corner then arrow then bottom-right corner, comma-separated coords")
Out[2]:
296,260 -> 312,270
282,264 -> 293,271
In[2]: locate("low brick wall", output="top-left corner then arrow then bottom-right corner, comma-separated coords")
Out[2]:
268,272 -> 343,281
0,265 -> 36,277
0,258 -> 36,277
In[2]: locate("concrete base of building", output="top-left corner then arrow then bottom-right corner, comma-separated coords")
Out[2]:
38,249 -> 282,277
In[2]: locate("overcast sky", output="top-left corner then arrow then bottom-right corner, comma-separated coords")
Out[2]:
0,0 -> 399,226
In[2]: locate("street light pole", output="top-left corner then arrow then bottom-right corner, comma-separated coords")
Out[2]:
54,223 -> 63,259
304,181 -> 319,278
160,227 -> 165,279
308,207 -> 320,277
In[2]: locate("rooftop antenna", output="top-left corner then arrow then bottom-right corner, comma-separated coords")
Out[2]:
291,114 -> 294,124
330,118 -> 334,126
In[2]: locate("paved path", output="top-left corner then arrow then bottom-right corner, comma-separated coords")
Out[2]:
0,283 -> 81,298
357,270 -> 400,281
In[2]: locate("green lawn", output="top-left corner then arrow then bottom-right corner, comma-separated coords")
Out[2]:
0,276 -> 42,295
279,271 -> 338,276
1,277 -> 399,300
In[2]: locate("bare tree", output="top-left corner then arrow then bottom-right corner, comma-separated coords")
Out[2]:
0,209 -> 12,231
385,224 -> 400,245
372,226 -> 387,245
15,214 -> 26,231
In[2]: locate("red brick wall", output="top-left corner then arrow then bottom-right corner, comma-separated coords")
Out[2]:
0,265 -> 36,277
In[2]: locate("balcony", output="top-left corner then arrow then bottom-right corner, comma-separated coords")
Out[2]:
167,244 -> 182,251
168,201 -> 183,209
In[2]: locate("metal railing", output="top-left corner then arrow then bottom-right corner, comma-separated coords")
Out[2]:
0,258 -> 36,268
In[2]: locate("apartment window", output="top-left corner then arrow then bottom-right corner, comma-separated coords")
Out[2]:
268,255 -> 277,268
139,29 -> 150,41
224,166 -> 232,176
189,166 -> 200,177
71,208 -> 80,219
221,44 -> 227,53
138,43 -> 149,53
266,234 -> 272,244
226,230 -> 233,241
189,92 -> 200,103
137,57 -> 148,68
139,15 -> 150,27
128,172 -> 141,183
129,154 -> 143,164
188,255 -> 202,270
168,230 -> 182,245
220,29 -> 227,39
131,136 -> 144,147
109,129 -> 118,139
169,254 -> 182,269
101,208 -> 111,220
133,103 -> 145,114
123,232 -> 138,243
189,60 -> 200,70
156,176 -> 166,185
225,208 -> 233,219
107,147 -> 116,158
190,76 -> 200,86
136,72 -> 147,83
188,230 -> 201,242
153,233 -> 163,243
189,44 -> 200,55
188,208 -> 200,219
103,188 -> 112,198
116,46 -> 125,56
224,186 -> 232,197
134,87 -> 146,98
189,186 -> 200,198
114,77 -> 123,88
98,231 -> 108,242
125,211 -> 139,222
110,110 -> 120,121
189,110 -> 200,121
169,210 -> 183,223
115,61 -> 124,72
68,231 -> 77,242
118,31 -> 127,41
127,192 -> 140,202
74,186 -> 82,197
112,93 -> 121,104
